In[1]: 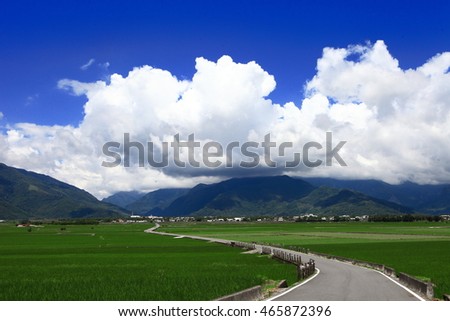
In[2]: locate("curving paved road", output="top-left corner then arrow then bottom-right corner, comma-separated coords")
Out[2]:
146,224 -> 422,301
269,251 -> 421,301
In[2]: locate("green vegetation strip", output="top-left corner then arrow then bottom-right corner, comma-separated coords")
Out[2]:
160,221 -> 450,298
0,223 -> 296,300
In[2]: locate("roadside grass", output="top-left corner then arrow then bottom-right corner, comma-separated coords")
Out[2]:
160,221 -> 450,298
0,223 -> 297,300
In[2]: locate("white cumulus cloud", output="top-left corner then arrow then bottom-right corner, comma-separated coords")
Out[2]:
1,41 -> 450,198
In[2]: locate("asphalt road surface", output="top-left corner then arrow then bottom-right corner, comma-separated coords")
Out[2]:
269,250 -> 421,301
146,225 -> 421,301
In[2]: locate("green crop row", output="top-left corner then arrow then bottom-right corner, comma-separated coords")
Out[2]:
160,221 -> 450,298
0,223 -> 296,300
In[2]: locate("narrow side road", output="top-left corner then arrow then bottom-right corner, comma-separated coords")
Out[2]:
145,224 -> 422,301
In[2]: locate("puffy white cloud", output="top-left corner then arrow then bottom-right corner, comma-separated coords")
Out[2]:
301,40 -> 450,183
1,41 -> 450,198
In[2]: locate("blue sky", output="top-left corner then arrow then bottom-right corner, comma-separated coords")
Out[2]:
1,0 -> 449,126
1,0 -> 450,196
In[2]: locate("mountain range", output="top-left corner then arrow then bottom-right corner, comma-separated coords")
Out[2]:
0,163 -> 127,219
105,176 -> 450,217
2,161 -> 448,220
104,176 -> 414,217
103,188 -> 189,215
303,178 -> 450,214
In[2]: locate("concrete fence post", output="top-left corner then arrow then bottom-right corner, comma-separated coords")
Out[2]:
297,264 -> 305,280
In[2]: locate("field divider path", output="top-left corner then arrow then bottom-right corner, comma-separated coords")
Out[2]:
145,224 -> 423,301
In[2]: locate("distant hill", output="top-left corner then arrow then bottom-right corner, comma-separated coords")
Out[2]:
103,188 -> 189,215
102,191 -> 145,208
0,163 -> 128,219
291,186 -> 413,216
126,188 -> 189,215
160,176 -> 413,217
419,186 -> 450,214
303,178 -> 450,214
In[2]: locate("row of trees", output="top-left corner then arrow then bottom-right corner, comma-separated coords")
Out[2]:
16,214 -> 447,225
368,214 -> 444,222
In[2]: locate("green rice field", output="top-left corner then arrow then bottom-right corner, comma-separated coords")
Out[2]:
0,223 -> 297,300
160,221 -> 450,298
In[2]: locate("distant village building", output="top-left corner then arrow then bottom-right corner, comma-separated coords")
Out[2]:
147,215 -> 164,220
300,213 -> 318,220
